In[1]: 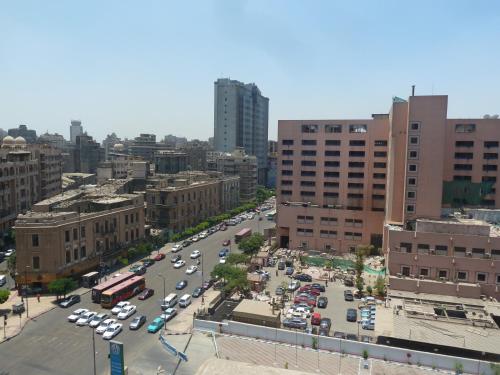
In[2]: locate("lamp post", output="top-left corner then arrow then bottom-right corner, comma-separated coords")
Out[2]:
25,266 -> 30,318
92,326 -> 97,375
157,274 -> 166,328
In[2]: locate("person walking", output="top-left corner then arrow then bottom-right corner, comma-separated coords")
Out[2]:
36,293 -> 40,303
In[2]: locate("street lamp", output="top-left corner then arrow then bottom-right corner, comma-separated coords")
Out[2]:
25,266 -> 30,318
91,326 -> 97,375
157,274 -> 166,328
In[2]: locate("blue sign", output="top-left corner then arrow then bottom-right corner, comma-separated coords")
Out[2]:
110,340 -> 125,375
159,334 -> 188,362
178,351 -> 188,362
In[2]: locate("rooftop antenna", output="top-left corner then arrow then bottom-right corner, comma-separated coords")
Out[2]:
411,85 -> 415,96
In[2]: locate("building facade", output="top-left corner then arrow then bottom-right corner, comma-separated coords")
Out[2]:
8,125 -> 37,144
70,120 -> 83,144
31,144 -> 63,200
180,140 -> 211,171
154,150 -> 188,174
75,134 -> 103,174
214,78 -> 269,185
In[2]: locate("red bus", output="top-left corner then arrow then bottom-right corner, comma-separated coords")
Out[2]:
91,272 -> 135,303
100,276 -> 146,308
235,228 -> 252,243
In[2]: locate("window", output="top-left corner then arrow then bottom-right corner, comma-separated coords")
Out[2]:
372,194 -> 384,200
409,150 -> 418,159
419,268 -> 429,277
456,141 -> 474,148
401,266 -> 410,276
32,234 -> 39,247
282,160 -> 293,165
81,226 -> 86,238
302,139 -> 317,146
484,153 -> 498,160
281,190 -> 292,195
282,139 -> 294,145
324,171 -> 340,178
301,170 -> 316,176
349,140 -> 365,146
453,175 -> 471,181
325,125 -> 342,133
125,215 -> 129,225
324,181 -> 339,187
345,218 -> 363,227
300,181 -> 315,187
484,141 -> 499,148
374,151 -> 387,157
456,271 -> 468,281
130,214 -> 134,224
348,172 -> 364,178
483,164 -> 498,171
65,230 -> 70,242
325,140 -> 341,146
302,124 -> 318,133
409,136 -> 419,145
301,150 -> 316,156
282,149 -> 293,156
347,193 -> 363,198
32,256 -> 40,270
282,170 -> 293,176
455,152 -> 473,159
80,246 -> 86,258
73,248 -> 78,261
438,270 -> 448,279
400,243 -> 412,253
407,191 -> 416,199
472,248 -> 485,258
66,251 -> 71,264
300,191 -> 315,197
297,215 -> 314,223
482,176 -> 497,183
301,160 -> 316,166
476,272 -> 487,283
454,247 -> 466,257
349,162 -> 365,168
374,140 -> 387,146
320,217 -> 338,225
455,123 -> 476,133
325,150 -> 340,157
410,122 -> 420,131
497,274 -> 500,285
348,183 -> 364,188
73,228 -> 78,240
297,228 -> 313,236
406,204 -> 415,213
324,161 -> 340,167
408,164 -> 418,172
125,231 -> 129,242
373,183 -> 385,189
349,124 -> 367,133
374,162 -> 386,168
135,213 -> 138,222
417,244 -> 430,254
454,164 -> 473,171
324,192 -> 339,197
373,173 -> 386,179
320,230 -> 337,238
349,151 -> 365,157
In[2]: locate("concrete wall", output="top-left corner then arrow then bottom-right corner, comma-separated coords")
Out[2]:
194,319 -> 496,374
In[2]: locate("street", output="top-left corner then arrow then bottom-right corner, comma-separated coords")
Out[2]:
0,216 -> 274,375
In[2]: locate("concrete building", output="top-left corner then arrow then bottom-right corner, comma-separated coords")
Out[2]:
154,150 -> 188,174
129,134 -> 172,162
8,125 -> 37,144
31,144 -> 63,200
214,148 -> 257,203
70,120 -> 83,144
214,78 -> 269,185
15,185 -> 145,290
75,134 -> 103,174
62,173 -> 96,191
97,146 -> 149,183
146,172 -> 239,233
180,140 -> 211,171
38,132 -> 66,149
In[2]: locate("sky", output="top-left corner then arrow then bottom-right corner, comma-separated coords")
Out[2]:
1,1 -> 500,143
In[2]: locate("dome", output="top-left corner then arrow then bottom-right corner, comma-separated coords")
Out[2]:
113,143 -> 125,152
2,136 -> 15,144
14,136 -> 26,145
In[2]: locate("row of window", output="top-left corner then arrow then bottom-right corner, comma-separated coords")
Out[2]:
282,160 -> 387,168
283,139 -> 388,147
285,181 -> 386,189
398,243 -> 500,258
296,216 -> 363,226
283,190 -> 385,200
399,266 -> 500,284
281,170 -> 386,179
299,124 -> 369,134
455,141 -> 499,148
454,164 -> 498,171
282,150 -> 387,157
454,152 -> 498,160
297,227 -> 363,239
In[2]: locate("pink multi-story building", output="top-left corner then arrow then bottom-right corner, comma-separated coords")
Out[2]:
277,94 -> 500,299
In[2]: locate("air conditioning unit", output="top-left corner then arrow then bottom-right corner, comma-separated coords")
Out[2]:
466,251 -> 472,257
419,275 -> 425,280
396,273 -> 402,278
484,253 -> 491,258
439,277 -> 447,281
410,274 -> 416,279
430,248 -> 435,254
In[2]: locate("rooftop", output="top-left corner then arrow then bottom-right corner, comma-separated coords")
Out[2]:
232,300 -> 279,320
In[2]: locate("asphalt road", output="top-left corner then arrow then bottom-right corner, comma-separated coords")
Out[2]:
0,216 -> 275,375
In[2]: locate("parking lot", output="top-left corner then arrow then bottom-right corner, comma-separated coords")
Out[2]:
263,263 -> 378,341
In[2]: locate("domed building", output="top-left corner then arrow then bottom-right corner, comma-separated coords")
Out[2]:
14,136 -> 27,148
1,135 -> 15,148
113,143 -> 125,152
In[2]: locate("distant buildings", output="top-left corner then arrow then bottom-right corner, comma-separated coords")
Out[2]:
214,78 -> 269,185
75,134 -> 103,174
163,134 -> 187,148
154,150 -> 188,174
8,125 -> 37,144
180,140 -> 212,171
129,134 -> 171,162
70,120 -> 83,144
267,140 -> 277,188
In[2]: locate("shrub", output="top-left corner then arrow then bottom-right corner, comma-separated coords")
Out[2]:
48,278 -> 77,299
0,289 -> 10,304
366,286 -> 373,296
363,350 -> 369,360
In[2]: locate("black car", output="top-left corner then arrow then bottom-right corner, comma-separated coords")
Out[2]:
59,294 -> 81,308
176,280 -> 188,290
344,290 -> 354,301
141,258 -> 155,267
346,308 -> 357,322
318,318 -> 331,336
202,279 -> 215,290
317,296 -> 328,308
171,254 -> 182,263
192,287 -> 204,298
333,331 -> 346,339
129,315 -> 147,330
311,283 -> 325,292
344,278 -> 354,287
138,288 -> 154,300
277,261 -> 285,270
182,240 -> 191,247
346,334 -> 358,341
293,273 -> 312,282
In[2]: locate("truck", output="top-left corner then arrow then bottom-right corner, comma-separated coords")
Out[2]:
234,228 -> 252,243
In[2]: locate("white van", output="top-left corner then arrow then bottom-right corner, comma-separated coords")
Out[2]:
179,294 -> 191,308
161,293 -> 178,310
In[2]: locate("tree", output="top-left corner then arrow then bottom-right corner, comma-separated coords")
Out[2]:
226,253 -> 249,265
366,285 -> 373,296
48,278 -> 77,299
375,276 -> 386,297
7,253 -> 16,278
238,233 -> 265,254
210,264 -> 249,293
354,245 -> 368,295
0,289 -> 10,304
256,186 -> 275,204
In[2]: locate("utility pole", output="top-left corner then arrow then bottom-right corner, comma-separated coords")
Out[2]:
25,266 -> 30,318
92,327 -> 97,375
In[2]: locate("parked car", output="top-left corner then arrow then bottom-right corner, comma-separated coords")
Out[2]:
190,250 -> 201,259
346,308 -> 357,322
283,317 -> 307,330
192,287 -> 204,298
288,280 -> 300,291
182,240 -> 191,247
103,323 -> 122,340
311,283 -> 325,292
292,303 -> 314,313
4,249 -> 15,257
76,311 -> 97,326
222,239 -> 231,246
173,260 -> 186,269
138,288 -> 154,300
176,280 -> 188,290
59,294 -> 81,308
141,258 -> 155,267
129,264 -> 146,275
360,335 -> 372,343
346,334 -> 358,341
111,301 -> 130,315
186,265 -> 198,275
67,308 -> 89,322
96,318 -> 116,334
202,279 -> 215,290
277,261 -> 286,270
161,307 -> 177,322
344,290 -> 354,301
285,267 -> 294,276
117,305 -> 136,320
344,278 -> 354,287
218,248 -> 229,257
311,312 -> 321,325
191,235 -> 199,242
319,318 -> 331,336
317,296 -> 328,309
219,257 -> 226,264
171,254 -> 182,263
171,244 -> 183,252
89,312 -> 108,328
154,253 -> 165,261
129,315 -> 147,330
147,317 -> 165,333
333,331 -> 346,339
275,286 -> 284,296
293,273 -> 312,282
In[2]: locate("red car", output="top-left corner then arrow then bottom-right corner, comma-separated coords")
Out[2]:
311,312 -> 321,325
154,253 -> 166,261
298,286 -> 321,296
222,239 -> 231,246
138,288 -> 154,300
294,295 -> 309,304
307,297 -> 317,307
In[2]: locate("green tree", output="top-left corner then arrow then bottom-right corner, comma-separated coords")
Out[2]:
48,278 -> 77,299
7,253 -> 16,278
226,253 -> 250,265
0,289 -> 10,304
256,186 -> 275,204
210,264 -> 249,293
238,233 -> 265,254
366,285 -> 373,296
375,276 -> 386,297
355,245 -> 368,295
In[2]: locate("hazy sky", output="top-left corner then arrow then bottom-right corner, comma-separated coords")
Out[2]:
1,1 -> 500,143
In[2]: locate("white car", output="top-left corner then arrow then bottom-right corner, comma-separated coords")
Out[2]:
67,308 -> 89,322
191,235 -> 199,242
190,250 -> 201,259
174,260 -> 186,269
111,301 -> 130,315
171,244 -> 182,253
186,265 -> 198,275
102,323 -> 123,340
4,249 -> 15,257
76,311 -> 97,326
117,305 -> 136,320
161,307 -> 177,322
219,257 -> 226,264
96,318 -> 117,334
198,232 -> 208,239
88,313 -> 108,328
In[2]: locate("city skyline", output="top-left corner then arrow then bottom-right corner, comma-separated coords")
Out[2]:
2,1 -> 500,142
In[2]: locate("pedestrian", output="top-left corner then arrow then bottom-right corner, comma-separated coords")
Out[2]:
36,293 -> 40,303
325,280 -> 328,287
276,269 -> 278,277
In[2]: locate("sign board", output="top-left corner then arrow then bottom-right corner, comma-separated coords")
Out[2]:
159,334 -> 188,362
178,351 -> 188,362
109,340 -> 125,375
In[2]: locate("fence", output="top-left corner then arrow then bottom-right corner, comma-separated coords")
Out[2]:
194,319 -> 496,374
302,256 -> 386,276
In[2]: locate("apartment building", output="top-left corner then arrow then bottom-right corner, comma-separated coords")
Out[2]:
15,185 -> 145,289
31,144 -> 63,200
154,150 -> 188,174
276,117 -> 389,252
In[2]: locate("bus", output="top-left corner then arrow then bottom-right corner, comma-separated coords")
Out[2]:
100,276 -> 146,308
81,271 -> 100,288
91,272 -> 135,303
266,209 -> 276,221
235,228 -> 252,243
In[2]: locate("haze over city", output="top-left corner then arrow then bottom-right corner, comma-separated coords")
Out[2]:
2,0 -> 500,141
